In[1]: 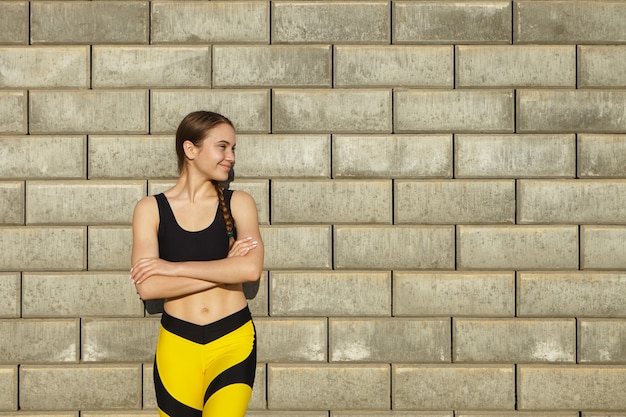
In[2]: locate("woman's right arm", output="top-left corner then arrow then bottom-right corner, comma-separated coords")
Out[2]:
131,196 -> 218,300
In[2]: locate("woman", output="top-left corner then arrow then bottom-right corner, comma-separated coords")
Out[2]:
130,111 -> 263,417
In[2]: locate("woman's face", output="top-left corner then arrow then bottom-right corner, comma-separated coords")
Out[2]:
187,122 -> 236,182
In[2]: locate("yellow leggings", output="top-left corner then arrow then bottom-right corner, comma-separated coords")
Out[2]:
154,306 -> 256,417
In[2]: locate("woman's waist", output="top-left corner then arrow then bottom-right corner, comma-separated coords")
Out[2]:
163,284 -> 247,325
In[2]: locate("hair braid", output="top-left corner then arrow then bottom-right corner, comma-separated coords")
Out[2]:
213,181 -> 235,249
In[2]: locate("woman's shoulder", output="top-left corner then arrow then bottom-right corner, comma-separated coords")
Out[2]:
229,189 -> 255,204
229,189 -> 258,215
133,195 -> 159,219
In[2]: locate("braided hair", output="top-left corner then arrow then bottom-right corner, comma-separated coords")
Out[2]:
175,110 -> 236,248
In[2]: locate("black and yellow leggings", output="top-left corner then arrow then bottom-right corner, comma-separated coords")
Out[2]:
154,306 -> 256,417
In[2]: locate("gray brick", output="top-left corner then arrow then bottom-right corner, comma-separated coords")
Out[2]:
517,90 -> 626,133
0,319 -> 78,364
2,410 -> 75,417
270,271 -> 390,317
26,181 -> 145,225
458,413 -> 577,417
20,364 -> 141,410
518,272 -> 626,317
31,1 -> 149,44
332,134 -> 452,179
518,180 -> 626,224
272,2 -> 389,44
0,273 -> 20,318
393,272 -> 515,317
150,90 -> 270,134
248,413 -> 325,417
248,365 -> 267,410
30,90 -> 148,134
82,318 -> 159,362
582,226 -> 626,270
0,136 -> 86,179
330,318 -> 451,363
457,226 -> 578,270
0,91 -> 27,134
456,411 -> 576,417
333,413 -> 452,417
246,272 -> 268,316
454,319 -> 575,363
0,2 -> 28,44
84,414 -> 155,417
235,135 -> 330,178
268,364 -> 389,410
395,90 -> 514,133
272,180 -> 391,224
579,46 -> 626,88
335,226 -> 454,270
0,182 -> 23,225
142,363 -> 157,410
151,1 -> 268,44
393,364 -> 515,410
0,366 -> 17,410
395,180 -> 515,224
261,226 -> 331,270
87,226 -> 132,271
0,46 -> 89,88
455,134 -> 576,178
583,414 -> 626,417
214,46 -> 331,88
229,181 -> 270,225
518,365 -> 626,410
0,227 -> 85,271
273,89 -> 392,133
515,1 -> 626,44
394,1 -> 512,44
579,319 -> 626,364
578,134 -> 626,178
22,273 -> 144,317
92,46 -> 210,88
334,45 -> 453,88
88,135 -> 177,179
456,45 -> 575,88
255,318 -> 327,362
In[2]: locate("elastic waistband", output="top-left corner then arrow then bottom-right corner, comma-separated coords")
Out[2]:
161,306 -> 252,345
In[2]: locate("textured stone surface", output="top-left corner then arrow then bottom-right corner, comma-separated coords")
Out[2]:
393,365 -> 515,410
3,1 -> 626,414
395,89 -> 514,132
518,272 -> 626,317
31,1 -> 149,44
394,1 -> 512,44
518,365 -> 626,409
456,45 -> 576,87
395,180 -> 515,224
273,89 -> 392,133
457,226 -> 578,270
455,134 -> 576,178
272,2 -> 389,44
515,1 -> 626,44
0,46 -> 89,88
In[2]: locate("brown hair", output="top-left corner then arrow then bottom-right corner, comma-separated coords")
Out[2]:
175,111 -> 236,248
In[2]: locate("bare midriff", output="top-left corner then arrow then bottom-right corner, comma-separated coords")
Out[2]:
163,284 -> 248,325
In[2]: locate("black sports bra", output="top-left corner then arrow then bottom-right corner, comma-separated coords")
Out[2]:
154,191 -> 234,262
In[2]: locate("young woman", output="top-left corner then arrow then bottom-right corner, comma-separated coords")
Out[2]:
130,111 -> 263,417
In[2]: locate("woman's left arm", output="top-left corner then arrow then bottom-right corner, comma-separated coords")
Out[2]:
132,191 -> 264,285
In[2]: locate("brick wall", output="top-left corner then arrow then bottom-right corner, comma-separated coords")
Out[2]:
1,1 -> 625,415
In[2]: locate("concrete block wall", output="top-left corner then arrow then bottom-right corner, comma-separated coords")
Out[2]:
1,0 -> 625,415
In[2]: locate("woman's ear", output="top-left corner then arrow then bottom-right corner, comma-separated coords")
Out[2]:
182,140 -> 196,161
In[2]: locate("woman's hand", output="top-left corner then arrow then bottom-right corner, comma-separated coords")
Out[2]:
227,236 -> 258,258
130,257 -> 178,285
